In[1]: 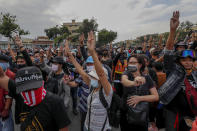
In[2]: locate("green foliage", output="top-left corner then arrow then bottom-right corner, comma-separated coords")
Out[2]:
178,21 -> 193,32
45,25 -> 70,44
0,12 -> 29,40
98,29 -> 117,47
45,25 -> 60,40
132,20 -> 196,45
78,18 -> 98,39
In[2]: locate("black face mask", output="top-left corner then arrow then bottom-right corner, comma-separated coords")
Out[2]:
17,64 -> 27,69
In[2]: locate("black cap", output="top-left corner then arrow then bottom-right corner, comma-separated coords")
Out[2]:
51,56 -> 64,64
174,41 -> 188,50
0,54 -> 9,62
15,66 -> 43,94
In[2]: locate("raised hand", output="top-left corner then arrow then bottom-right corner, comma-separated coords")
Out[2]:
7,43 -> 11,50
159,34 -> 163,40
15,35 -> 23,47
64,40 -> 72,56
170,11 -> 180,31
149,36 -> 153,42
144,36 -> 147,42
87,31 -> 95,52
79,33 -> 85,46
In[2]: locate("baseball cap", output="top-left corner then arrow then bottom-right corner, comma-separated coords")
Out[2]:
86,56 -> 94,64
15,66 -> 43,94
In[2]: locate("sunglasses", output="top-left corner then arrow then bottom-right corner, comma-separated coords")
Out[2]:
181,50 -> 195,58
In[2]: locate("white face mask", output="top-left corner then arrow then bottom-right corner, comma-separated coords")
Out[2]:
87,66 -> 94,72
52,64 -> 58,72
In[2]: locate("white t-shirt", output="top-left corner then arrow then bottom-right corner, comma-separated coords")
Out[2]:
85,87 -> 113,131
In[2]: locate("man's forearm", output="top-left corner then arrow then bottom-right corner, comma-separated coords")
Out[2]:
3,98 -> 12,110
166,30 -> 176,50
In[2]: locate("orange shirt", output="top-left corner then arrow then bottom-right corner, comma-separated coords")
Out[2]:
156,72 -> 166,89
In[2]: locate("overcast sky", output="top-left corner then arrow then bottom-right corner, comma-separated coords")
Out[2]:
0,0 -> 197,41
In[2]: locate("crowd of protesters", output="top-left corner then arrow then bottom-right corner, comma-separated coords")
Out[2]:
0,11 -> 196,131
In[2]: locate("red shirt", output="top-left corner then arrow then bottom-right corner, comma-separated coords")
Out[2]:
0,69 -> 15,112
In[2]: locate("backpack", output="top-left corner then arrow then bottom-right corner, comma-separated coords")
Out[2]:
99,88 -> 122,128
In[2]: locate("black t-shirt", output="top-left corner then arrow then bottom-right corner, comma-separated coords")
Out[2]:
122,71 -> 154,105
166,75 -> 195,117
8,80 -> 71,131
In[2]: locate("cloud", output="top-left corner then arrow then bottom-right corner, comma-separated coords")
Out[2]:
0,0 -> 196,41
0,0 -> 64,38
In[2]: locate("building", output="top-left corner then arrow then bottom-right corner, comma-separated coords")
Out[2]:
63,20 -> 82,37
32,36 -> 53,48
0,35 -> 33,49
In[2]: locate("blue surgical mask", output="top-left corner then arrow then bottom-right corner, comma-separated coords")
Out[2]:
91,79 -> 99,88
0,63 -> 10,71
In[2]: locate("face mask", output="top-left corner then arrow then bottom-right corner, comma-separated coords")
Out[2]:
0,63 -> 9,71
34,58 -> 40,64
17,64 -> 27,69
21,85 -> 46,107
52,64 -> 58,72
91,79 -> 99,88
127,65 -> 138,72
87,66 -> 94,72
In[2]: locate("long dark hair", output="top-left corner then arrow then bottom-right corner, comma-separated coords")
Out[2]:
127,55 -> 145,74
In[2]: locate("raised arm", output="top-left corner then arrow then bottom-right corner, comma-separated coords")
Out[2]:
65,40 -> 90,86
79,34 -> 88,60
165,11 -> 180,50
148,36 -> 153,50
158,34 -> 163,50
7,44 -> 16,62
15,36 -> 33,66
164,11 -> 180,74
142,36 -> 147,52
87,31 -> 111,96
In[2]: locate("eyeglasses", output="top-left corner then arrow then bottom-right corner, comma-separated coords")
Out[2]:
181,50 -> 195,58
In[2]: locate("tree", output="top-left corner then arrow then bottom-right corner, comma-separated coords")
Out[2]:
44,25 -> 60,40
178,21 -> 193,32
45,25 -> 70,45
0,12 -> 29,41
78,18 -> 98,39
98,29 -> 117,47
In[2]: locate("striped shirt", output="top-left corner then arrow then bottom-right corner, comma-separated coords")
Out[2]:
75,77 -> 90,113
85,87 -> 113,131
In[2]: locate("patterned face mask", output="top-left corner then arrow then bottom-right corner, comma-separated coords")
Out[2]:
21,82 -> 46,107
